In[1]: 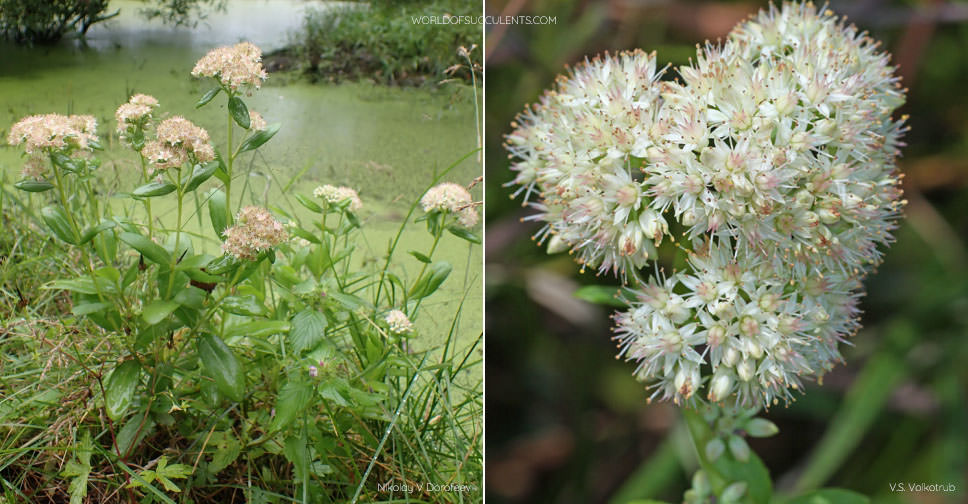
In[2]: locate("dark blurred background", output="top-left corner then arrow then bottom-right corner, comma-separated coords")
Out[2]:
484,1 -> 968,502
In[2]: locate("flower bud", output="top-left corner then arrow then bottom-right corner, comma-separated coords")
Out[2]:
708,371 -> 734,402
737,359 -> 755,381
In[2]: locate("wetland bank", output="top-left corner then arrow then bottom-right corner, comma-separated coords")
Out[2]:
0,2 -> 482,501
1,0 -> 482,347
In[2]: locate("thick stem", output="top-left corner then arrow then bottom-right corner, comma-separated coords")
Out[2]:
167,168 -> 185,299
225,96 -> 234,215
138,153 -> 154,238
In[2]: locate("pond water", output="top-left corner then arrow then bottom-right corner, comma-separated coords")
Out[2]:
0,0 -> 482,351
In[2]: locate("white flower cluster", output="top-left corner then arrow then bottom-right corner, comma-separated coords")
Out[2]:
421,182 -> 480,228
385,309 -> 414,335
191,42 -> 268,92
313,184 -> 363,211
143,116 -> 215,169
115,94 -> 159,135
222,206 -> 289,260
8,113 -> 98,155
505,3 -> 907,408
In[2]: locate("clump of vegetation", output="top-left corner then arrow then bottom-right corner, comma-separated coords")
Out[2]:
0,0 -> 222,43
1,41 -> 482,503
0,0 -> 117,43
288,0 -> 480,86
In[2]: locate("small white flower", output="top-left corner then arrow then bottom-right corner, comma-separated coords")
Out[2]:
506,2 -> 906,409
385,309 -> 413,335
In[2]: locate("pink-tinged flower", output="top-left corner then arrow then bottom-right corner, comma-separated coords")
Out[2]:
7,113 -> 98,154
115,94 -> 159,135
192,42 -> 268,92
21,156 -> 46,179
248,111 -> 267,131
313,184 -> 363,211
145,116 -> 215,168
142,140 -> 188,170
221,206 -> 288,260
421,182 -> 479,228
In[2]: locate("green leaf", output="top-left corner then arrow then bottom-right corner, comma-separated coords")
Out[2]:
295,193 -> 323,213
117,415 -> 155,456
51,152 -> 80,172
154,456 -> 191,492
225,320 -> 290,338
14,179 -> 54,192
574,285 -> 627,307
142,300 -> 179,325
184,162 -> 218,192
105,360 -> 141,421
72,302 -> 111,316
174,286 -> 207,307
205,253 -> 241,276
712,450 -> 772,504
221,295 -> 264,316
208,188 -> 230,239
290,309 -> 328,355
41,205 -> 77,244
283,436 -> 310,481
119,232 -> 170,266
446,224 -> 481,244
213,152 -> 230,184
47,277 -> 115,296
132,181 -> 176,198
228,96 -> 250,129
683,408 -> 771,502
79,220 -> 116,245
238,123 -> 280,153
786,489 -> 870,504
198,333 -> 244,403
409,250 -> 431,263
409,261 -> 452,299
195,86 -> 221,108
271,378 -> 313,431
209,435 -> 241,474
329,291 -> 369,311
62,431 -> 92,504
289,226 -> 321,244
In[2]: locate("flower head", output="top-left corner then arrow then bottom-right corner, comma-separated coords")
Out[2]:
248,110 -> 267,131
385,309 -> 413,335
21,156 -> 46,179
504,49 -> 664,277
192,42 -> 268,92
115,94 -> 159,135
421,182 -> 479,227
313,184 -> 363,211
221,206 -> 288,260
505,2 -> 907,408
146,116 -> 215,168
7,113 -> 98,154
